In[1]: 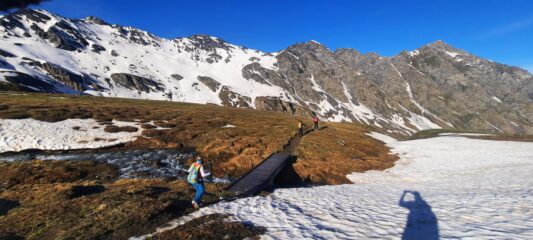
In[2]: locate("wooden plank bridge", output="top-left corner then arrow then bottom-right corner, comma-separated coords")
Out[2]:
225,128 -> 310,196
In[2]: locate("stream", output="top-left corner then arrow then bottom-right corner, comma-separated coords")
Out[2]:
0,149 -> 230,182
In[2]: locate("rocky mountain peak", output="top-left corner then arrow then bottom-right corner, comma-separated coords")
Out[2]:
287,40 -> 331,54
84,16 -> 108,25
190,34 -> 229,47
422,40 -> 464,55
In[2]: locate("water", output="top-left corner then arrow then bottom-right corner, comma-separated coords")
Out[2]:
0,149 -> 196,179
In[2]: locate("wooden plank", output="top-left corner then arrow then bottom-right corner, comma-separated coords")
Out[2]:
226,152 -> 291,195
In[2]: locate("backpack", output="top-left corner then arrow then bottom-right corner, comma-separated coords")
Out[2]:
187,163 -> 202,184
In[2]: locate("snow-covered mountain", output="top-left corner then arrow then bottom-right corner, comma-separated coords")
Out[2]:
1,9 -> 532,135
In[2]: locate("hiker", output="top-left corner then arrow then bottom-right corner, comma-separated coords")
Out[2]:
187,156 -> 210,209
298,120 -> 303,136
312,116 -> 319,130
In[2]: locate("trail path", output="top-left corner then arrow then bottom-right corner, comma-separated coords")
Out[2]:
225,128 -> 311,196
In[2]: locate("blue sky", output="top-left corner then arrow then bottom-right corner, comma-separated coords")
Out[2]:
28,0 -> 533,72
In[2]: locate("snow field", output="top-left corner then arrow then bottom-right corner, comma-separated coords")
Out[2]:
140,133 -> 533,239
0,118 -> 143,152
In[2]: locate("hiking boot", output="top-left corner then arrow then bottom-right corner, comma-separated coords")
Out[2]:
191,200 -> 200,209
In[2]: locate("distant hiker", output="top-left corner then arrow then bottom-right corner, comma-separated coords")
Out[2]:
187,157 -> 210,209
298,120 -> 304,136
312,116 -> 319,130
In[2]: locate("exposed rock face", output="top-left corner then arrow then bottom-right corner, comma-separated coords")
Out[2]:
1,71 -> 61,92
111,50 -> 120,57
219,86 -> 251,108
170,74 -> 183,81
91,44 -> 106,53
187,34 -> 232,52
254,96 -> 297,115
262,40 -> 533,135
37,62 -> 93,91
1,9 -> 531,135
0,9 -> 89,51
242,62 -> 274,85
45,23 -> 89,51
84,16 -> 109,25
197,76 -> 221,92
0,49 -> 16,58
110,73 -> 164,93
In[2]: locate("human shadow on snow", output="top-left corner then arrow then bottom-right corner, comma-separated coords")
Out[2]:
399,191 -> 439,240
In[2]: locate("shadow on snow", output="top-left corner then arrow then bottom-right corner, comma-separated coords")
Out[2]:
399,190 -> 439,240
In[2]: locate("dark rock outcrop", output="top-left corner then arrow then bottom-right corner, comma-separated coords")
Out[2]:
84,16 -> 109,25
254,96 -> 297,115
170,74 -> 183,81
45,23 -> 89,51
110,73 -> 164,93
37,62 -> 91,92
111,50 -> 120,57
219,86 -> 250,108
1,71 -> 60,92
0,49 -> 16,57
92,44 -> 106,54
187,34 -> 232,52
197,76 -> 221,92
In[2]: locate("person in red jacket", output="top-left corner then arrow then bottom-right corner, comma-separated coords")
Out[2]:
312,116 -> 319,130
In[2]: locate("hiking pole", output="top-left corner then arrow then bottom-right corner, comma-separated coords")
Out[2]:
208,162 -> 224,200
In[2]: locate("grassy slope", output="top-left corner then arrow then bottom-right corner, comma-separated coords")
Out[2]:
0,92 -> 297,177
295,123 -> 398,185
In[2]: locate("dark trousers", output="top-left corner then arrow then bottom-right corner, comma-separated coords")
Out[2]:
313,122 -> 318,130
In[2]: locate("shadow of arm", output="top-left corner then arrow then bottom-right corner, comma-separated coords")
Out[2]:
399,190 -> 410,208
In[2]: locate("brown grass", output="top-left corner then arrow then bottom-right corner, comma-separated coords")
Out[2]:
103,125 -> 138,133
294,123 -> 398,185
0,160 -> 227,240
155,213 -> 265,240
0,160 -> 118,188
0,92 -> 298,178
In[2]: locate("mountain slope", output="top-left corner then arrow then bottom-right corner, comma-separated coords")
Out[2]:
0,9 -> 531,135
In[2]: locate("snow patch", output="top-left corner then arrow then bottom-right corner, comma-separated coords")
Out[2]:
141,136 -> 533,239
491,96 -> 502,103
0,118 -> 142,152
445,51 -> 459,58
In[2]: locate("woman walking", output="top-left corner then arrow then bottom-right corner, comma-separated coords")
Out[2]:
187,157 -> 210,209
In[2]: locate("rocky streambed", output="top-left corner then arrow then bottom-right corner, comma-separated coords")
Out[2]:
0,149 -> 231,182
